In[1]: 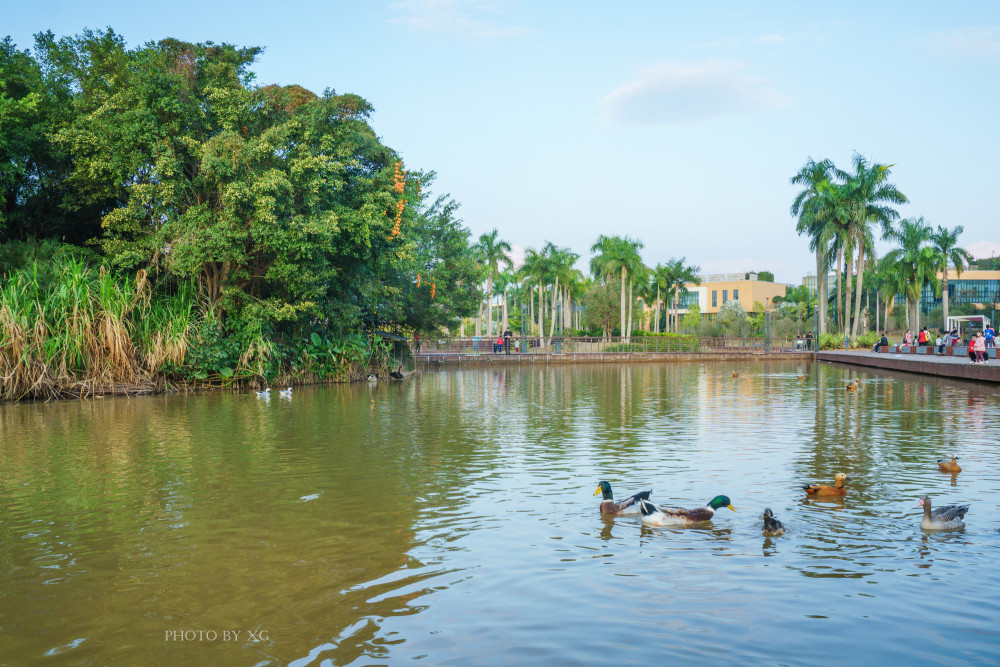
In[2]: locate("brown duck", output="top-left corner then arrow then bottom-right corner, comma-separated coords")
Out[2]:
937,456 -> 961,473
803,472 -> 851,496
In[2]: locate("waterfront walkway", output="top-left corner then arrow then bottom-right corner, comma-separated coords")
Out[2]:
819,349 -> 1000,383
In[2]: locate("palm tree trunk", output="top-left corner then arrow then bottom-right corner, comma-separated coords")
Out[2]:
673,292 -> 679,333
619,267 -> 627,339
942,270 -> 950,331
564,285 -> 570,329
485,273 -> 493,337
502,290 -> 509,330
835,246 -> 843,332
875,289 -> 880,333
851,242 -> 865,337
816,247 -> 826,335
654,287 -> 660,334
549,277 -> 559,338
538,280 -> 544,346
843,247 -> 853,334
627,279 -> 634,342
530,286 -> 535,336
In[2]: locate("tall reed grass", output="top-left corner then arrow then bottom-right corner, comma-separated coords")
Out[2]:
0,257 -> 193,400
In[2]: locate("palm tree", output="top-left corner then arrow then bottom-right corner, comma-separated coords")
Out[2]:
886,217 -> 939,331
589,235 -> 644,339
649,263 -> 673,333
811,179 -> 853,333
836,154 -> 907,337
791,158 -> 836,335
663,257 -> 701,333
929,225 -> 974,330
869,253 -> 899,334
520,247 -> 544,340
628,260 -> 650,337
473,229 -> 512,338
543,243 -> 579,338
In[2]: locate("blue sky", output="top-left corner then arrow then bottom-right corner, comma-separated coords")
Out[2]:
5,1 -> 999,283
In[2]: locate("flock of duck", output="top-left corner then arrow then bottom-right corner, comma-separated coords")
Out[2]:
595,455 -> 973,534
256,386 -> 293,400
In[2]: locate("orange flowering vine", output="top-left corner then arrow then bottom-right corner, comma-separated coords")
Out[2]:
393,161 -> 406,193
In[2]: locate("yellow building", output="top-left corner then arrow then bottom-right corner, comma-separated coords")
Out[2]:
678,272 -> 786,322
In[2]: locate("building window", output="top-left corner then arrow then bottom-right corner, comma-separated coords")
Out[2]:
712,290 -> 717,307
723,290 -> 728,304
734,289 -> 739,301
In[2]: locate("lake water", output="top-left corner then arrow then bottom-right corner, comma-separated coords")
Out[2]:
2,361 -> 1000,665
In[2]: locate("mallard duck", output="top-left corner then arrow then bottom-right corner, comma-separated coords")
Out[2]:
594,481 -> 651,515
937,456 -> 961,473
918,496 -> 969,530
638,495 -> 734,527
762,508 -> 784,537
802,473 -> 851,496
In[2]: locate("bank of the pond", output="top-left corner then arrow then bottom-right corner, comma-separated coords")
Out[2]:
819,349 -> 1000,383
418,351 -> 808,367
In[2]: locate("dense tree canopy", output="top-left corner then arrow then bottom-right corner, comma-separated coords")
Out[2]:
0,29 -> 481,351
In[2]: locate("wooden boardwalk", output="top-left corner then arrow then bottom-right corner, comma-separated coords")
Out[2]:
818,349 -> 1000,383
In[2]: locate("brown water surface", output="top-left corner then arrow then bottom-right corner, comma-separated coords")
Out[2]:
2,362 -> 1000,665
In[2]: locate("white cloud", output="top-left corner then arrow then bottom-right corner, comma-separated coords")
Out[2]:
930,26 -> 1000,59
754,34 -> 786,44
388,0 -> 529,39
966,240 -> 1000,261
599,61 -> 788,125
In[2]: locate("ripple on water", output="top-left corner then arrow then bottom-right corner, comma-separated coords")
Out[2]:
3,363 -> 1000,665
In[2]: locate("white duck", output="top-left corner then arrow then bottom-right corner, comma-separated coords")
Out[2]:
279,386 -> 292,398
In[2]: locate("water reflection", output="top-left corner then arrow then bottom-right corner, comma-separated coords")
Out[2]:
1,362 -> 1000,665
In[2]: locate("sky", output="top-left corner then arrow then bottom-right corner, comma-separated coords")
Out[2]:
5,1 -> 1000,283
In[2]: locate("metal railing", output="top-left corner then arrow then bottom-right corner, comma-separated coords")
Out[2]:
417,336 -> 813,355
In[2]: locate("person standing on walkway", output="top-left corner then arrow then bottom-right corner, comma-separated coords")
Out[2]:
805,331 -> 813,350
986,324 -> 995,349
904,329 -> 913,346
917,327 -> 928,347
503,327 -> 512,355
974,331 -> 987,364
